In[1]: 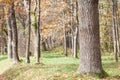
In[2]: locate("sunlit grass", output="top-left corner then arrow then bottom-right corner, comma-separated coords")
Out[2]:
0,55 -> 13,74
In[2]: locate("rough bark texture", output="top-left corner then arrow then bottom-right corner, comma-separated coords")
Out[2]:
10,4 -> 20,63
78,0 -> 103,74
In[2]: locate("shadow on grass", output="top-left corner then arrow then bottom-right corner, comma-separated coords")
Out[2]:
102,61 -> 120,79
103,61 -> 120,69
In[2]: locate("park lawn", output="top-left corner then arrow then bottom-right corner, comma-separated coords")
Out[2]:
0,52 -> 120,80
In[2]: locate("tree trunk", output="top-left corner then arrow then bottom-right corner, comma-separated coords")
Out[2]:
10,4 -> 20,63
73,27 -> 78,58
35,0 -> 41,63
78,0 -> 103,74
112,0 -> 119,62
24,0 -> 31,63
62,11 -> 67,56
42,41 -> 47,51
6,7 -> 12,59
63,26 -> 67,56
1,26 -> 4,55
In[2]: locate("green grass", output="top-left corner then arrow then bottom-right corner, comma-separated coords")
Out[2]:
0,52 -> 120,80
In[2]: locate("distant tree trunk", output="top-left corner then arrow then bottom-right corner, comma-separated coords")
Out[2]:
42,41 -> 47,51
62,11 -> 67,56
112,0 -> 119,62
73,0 -> 79,58
78,0 -> 103,74
71,35 -> 74,55
1,7 -> 5,55
1,26 -> 4,55
45,39 -> 50,50
116,26 -> 120,57
10,3 -> 20,63
6,7 -> 12,59
63,25 -> 67,56
73,27 -> 78,58
115,0 -> 120,57
76,0 -> 79,50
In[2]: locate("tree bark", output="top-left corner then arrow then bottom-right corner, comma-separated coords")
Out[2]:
24,0 -> 31,63
73,27 -> 78,58
78,0 -> 103,74
35,0 -> 41,63
112,0 -> 119,62
6,7 -> 12,59
10,3 -> 20,63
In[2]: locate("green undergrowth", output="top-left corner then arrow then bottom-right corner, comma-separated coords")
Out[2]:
0,52 -> 120,80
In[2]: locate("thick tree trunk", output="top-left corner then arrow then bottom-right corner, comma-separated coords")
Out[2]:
6,7 -> 12,59
78,0 -> 103,74
10,4 -> 20,63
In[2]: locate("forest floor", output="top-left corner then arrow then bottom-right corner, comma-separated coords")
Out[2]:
0,51 -> 120,80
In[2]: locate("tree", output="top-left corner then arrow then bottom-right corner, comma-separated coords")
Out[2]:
36,0 -> 41,63
24,0 -> 31,63
112,0 -> 119,62
6,7 -> 12,59
10,2 -> 20,63
31,0 -> 41,63
78,0 -> 103,74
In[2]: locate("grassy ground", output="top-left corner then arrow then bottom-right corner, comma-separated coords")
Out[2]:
0,55 -> 13,74
0,52 -> 120,80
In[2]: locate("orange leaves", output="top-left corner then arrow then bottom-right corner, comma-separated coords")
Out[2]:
0,0 -> 14,5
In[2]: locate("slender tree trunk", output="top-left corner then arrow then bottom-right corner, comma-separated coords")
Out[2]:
63,25 -> 67,56
78,0 -> 103,74
10,3 -> 20,63
35,0 -> 41,63
6,7 -> 12,59
73,0 -> 79,58
62,11 -> 67,56
42,41 -> 47,51
73,27 -> 78,58
25,0 -> 31,63
72,35 -> 74,56
112,0 -> 118,62
1,26 -> 4,55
